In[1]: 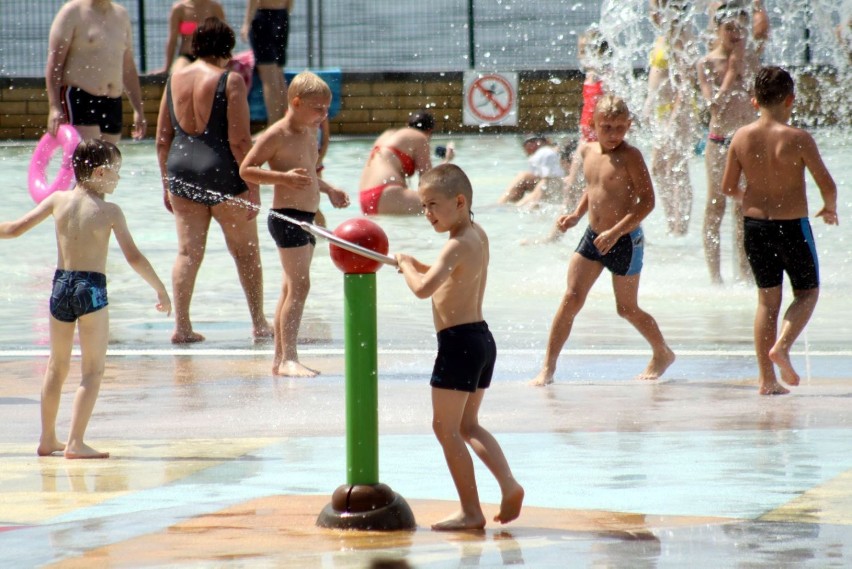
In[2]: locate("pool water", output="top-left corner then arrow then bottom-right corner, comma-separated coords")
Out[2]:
0,131 -> 849,366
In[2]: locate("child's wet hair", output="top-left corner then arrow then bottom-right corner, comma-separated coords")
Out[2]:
714,2 -> 748,26
420,164 -> 473,208
754,66 -> 795,106
72,139 -> 122,181
288,70 -> 332,102
594,94 -> 630,119
559,138 -> 579,161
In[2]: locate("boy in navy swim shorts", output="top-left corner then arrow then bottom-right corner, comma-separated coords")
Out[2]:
0,140 -> 171,459
396,164 -> 524,532
721,66 -> 838,395
531,94 -> 675,387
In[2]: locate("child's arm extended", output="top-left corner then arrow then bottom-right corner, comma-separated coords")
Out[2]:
318,178 -> 350,208
720,137 -> 746,202
110,207 -> 172,315
0,196 -> 54,238
801,134 -> 839,225
594,148 -> 655,254
396,243 -> 461,299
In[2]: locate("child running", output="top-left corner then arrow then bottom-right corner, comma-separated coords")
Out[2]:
240,71 -> 350,377
530,94 -> 675,386
720,66 -> 838,395
0,140 -> 171,459
396,164 -> 524,531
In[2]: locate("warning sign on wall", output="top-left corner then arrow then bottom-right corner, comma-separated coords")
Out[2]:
463,72 -> 518,126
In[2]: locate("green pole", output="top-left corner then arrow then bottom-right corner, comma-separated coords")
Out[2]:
343,273 -> 379,485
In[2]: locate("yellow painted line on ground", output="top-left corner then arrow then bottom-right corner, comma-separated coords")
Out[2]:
761,468 -> 852,525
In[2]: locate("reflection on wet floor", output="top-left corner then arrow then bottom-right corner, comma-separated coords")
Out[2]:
1,353 -> 851,567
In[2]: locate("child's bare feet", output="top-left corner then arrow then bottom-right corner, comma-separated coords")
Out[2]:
432,510 -> 486,531
65,443 -> 109,459
768,345 -> 800,386
636,347 -> 676,380
37,440 -> 65,456
759,380 -> 790,396
172,330 -> 205,344
494,483 -> 524,525
275,360 -> 319,378
529,369 -> 554,387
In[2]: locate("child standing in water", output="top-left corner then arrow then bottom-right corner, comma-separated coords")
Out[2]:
0,140 -> 171,458
696,0 -> 769,283
396,164 -> 524,531
721,66 -> 838,395
530,95 -> 675,386
240,71 -> 349,377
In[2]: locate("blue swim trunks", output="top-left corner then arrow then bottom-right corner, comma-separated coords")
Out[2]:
49,270 -> 108,323
575,226 -> 644,276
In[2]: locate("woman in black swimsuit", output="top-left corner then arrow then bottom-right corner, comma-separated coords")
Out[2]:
156,17 -> 272,344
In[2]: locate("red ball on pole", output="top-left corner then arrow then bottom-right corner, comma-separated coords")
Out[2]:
330,218 -> 390,274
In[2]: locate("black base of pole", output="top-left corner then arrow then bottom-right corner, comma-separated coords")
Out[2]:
316,483 -> 416,531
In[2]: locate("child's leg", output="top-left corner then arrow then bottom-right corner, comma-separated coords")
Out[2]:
498,171 -> 537,204
431,387 -> 486,531
38,317 -> 75,456
703,144 -> 727,284
754,286 -> 787,395
274,244 -> 316,377
214,202 -> 272,340
170,198 -> 213,343
460,389 -> 524,524
65,309 -> 109,459
612,274 -> 675,380
769,287 -> 819,389
530,254 -> 604,386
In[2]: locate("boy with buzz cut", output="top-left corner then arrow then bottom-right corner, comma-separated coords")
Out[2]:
240,71 -> 350,378
0,140 -> 171,459
530,94 -> 675,387
721,66 -> 838,395
396,164 -> 524,532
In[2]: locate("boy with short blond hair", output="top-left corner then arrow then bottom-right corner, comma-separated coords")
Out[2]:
0,140 -> 171,459
396,164 -> 524,532
721,66 -> 838,395
530,94 -> 675,386
240,71 -> 350,377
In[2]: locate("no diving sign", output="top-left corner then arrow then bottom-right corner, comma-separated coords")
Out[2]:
463,72 -> 518,126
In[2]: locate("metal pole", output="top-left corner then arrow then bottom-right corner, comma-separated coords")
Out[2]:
803,2 -> 812,65
318,0 -> 324,68
344,273 -> 379,486
467,0 -> 475,69
137,0 -> 147,73
306,0 -> 315,68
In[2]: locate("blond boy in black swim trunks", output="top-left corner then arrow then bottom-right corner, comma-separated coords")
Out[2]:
0,140 -> 171,459
720,66 -> 838,396
396,164 -> 524,532
240,71 -> 350,378
530,95 -> 675,387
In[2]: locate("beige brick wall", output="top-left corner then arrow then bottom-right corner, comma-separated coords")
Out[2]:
0,70 -> 839,141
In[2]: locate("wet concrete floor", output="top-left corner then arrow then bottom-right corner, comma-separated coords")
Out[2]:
1,349 -> 851,568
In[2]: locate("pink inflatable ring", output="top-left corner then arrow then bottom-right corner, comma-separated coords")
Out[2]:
28,125 -> 81,203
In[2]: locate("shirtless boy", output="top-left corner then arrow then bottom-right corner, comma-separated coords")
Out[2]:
396,164 -> 523,531
0,140 -> 171,459
46,0 -> 147,142
530,95 -> 675,386
721,66 -> 838,395
240,71 -> 350,377
696,0 -> 769,283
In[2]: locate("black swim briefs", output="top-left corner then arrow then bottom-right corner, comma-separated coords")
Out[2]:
268,208 -> 316,248
60,86 -> 123,135
744,217 -> 819,290
249,9 -> 289,66
430,321 -> 496,393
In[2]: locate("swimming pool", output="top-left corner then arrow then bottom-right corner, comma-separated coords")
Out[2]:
0,131 -> 849,371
